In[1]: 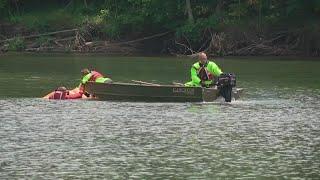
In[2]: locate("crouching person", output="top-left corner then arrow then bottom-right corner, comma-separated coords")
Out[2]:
79,68 -> 112,90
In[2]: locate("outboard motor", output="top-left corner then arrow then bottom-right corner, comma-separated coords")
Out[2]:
217,73 -> 236,102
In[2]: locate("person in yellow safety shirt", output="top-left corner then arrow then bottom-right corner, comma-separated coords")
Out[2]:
79,68 -> 112,92
185,52 -> 223,87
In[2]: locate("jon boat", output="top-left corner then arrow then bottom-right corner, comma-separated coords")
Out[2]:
85,81 -> 243,102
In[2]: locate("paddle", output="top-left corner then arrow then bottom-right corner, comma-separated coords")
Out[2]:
131,80 -> 161,86
172,82 -> 184,86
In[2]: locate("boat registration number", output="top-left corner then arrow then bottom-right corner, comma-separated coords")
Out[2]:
172,87 -> 195,95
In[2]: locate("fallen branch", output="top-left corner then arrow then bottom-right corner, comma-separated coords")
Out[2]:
25,47 -> 55,51
175,40 -> 196,54
55,37 -> 76,42
0,28 -> 78,43
93,31 -> 172,46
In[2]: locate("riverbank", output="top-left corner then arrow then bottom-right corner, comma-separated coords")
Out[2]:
1,1 -> 319,57
1,28 -> 319,57
0,27 -> 145,55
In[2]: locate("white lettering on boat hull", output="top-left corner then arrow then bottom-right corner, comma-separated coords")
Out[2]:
172,87 -> 195,95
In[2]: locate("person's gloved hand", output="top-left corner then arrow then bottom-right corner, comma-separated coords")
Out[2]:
84,91 -> 90,97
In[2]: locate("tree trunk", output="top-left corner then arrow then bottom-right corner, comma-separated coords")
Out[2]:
215,0 -> 223,15
84,0 -> 87,8
238,0 -> 241,20
185,0 -> 194,23
12,0 -> 20,14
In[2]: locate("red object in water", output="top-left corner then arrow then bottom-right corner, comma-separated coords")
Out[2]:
49,90 -> 83,100
50,90 -> 67,99
90,71 -> 104,81
44,87 -> 86,100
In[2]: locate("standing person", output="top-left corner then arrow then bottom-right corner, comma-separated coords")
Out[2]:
79,68 -> 112,97
185,52 -> 223,87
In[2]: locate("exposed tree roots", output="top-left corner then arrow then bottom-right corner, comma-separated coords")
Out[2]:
171,28 -> 319,57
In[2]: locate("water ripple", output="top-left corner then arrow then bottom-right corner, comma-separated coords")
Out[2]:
0,88 -> 320,179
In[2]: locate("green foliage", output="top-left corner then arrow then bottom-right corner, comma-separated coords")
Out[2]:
98,0 -> 185,37
8,37 -> 26,51
7,13 -> 22,23
1,0 -> 319,54
103,25 -> 120,38
45,10 -> 81,29
36,36 -> 53,47
0,0 -> 8,18
21,15 -> 49,31
12,10 -> 81,32
176,22 -> 201,43
0,0 -> 7,9
176,15 -> 220,43
92,9 -> 109,25
228,0 -> 249,19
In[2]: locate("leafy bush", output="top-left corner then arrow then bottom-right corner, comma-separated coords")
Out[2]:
176,16 -> 220,43
22,15 -> 49,31
0,0 -> 7,10
46,10 -> 81,30
8,37 -> 26,51
36,36 -> 53,47
10,10 -> 82,32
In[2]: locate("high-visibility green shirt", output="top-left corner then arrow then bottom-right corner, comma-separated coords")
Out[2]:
81,73 -> 92,84
191,61 -> 222,84
80,73 -> 111,86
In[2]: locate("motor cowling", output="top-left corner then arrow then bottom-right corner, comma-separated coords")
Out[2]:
217,73 -> 236,88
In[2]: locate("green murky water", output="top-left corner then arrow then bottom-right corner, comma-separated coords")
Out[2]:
0,53 -> 319,179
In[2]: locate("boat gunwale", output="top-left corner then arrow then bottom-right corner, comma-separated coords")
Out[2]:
86,81 -> 216,90
86,81 -> 243,91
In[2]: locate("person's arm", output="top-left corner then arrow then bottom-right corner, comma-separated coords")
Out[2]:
209,61 -> 222,77
66,92 -> 83,99
48,93 -> 54,99
79,73 -> 92,89
81,73 -> 92,84
191,66 -> 201,84
79,85 -> 90,97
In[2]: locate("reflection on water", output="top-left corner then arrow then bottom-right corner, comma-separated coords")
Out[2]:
0,54 -> 320,179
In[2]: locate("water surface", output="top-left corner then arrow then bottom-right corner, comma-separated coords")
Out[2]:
0,53 -> 319,179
